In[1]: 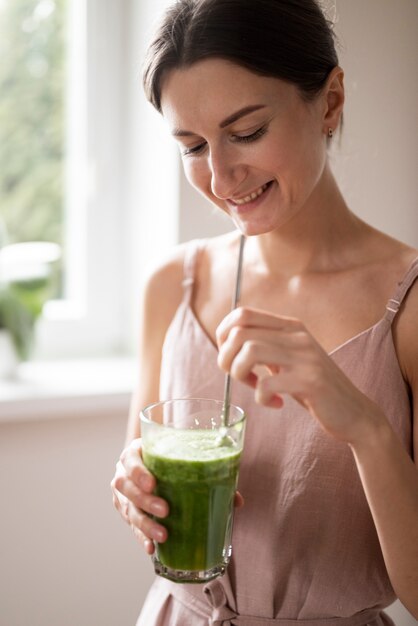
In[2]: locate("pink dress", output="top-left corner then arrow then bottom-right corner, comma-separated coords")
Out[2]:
137,240 -> 417,626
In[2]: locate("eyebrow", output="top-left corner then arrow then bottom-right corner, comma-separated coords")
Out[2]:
171,104 -> 267,137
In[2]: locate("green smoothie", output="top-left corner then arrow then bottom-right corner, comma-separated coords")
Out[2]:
143,429 -> 242,574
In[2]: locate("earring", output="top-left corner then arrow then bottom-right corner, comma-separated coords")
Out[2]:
328,128 -> 334,138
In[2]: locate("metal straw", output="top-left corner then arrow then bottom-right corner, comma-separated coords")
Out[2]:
221,234 -> 246,427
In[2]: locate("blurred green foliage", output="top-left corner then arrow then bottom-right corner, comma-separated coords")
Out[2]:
0,0 -> 66,357
0,283 -> 37,359
0,0 -> 66,256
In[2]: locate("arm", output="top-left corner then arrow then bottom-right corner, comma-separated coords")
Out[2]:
349,282 -> 418,616
111,246 -> 186,554
216,300 -> 418,616
349,402 -> 418,616
124,251 -> 184,443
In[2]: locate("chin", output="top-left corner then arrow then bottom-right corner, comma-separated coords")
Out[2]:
232,215 -> 284,237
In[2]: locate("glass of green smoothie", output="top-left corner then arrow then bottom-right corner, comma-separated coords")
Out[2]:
140,398 -> 246,584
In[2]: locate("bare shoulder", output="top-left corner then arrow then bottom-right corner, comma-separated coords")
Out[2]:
361,229 -> 418,303
194,231 -> 241,300
127,244 -> 194,437
141,241 -> 191,326
143,233 -> 237,318
392,255 -> 418,465
392,247 -> 418,386
132,242 -> 195,413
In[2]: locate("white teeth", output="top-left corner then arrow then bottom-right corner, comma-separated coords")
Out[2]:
233,183 -> 268,205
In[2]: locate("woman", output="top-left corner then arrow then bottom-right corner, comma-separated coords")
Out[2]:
111,0 -> 418,623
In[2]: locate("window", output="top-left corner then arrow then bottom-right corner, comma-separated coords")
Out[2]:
1,0 -> 187,361
0,0 -> 66,298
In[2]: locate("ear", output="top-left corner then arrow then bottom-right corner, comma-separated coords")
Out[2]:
322,66 -> 344,136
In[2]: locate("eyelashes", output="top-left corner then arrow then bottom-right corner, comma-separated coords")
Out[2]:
181,124 -> 268,157
236,125 -> 268,144
182,143 -> 206,156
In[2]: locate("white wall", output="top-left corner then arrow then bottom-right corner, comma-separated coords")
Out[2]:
331,0 -> 418,248
0,410 -> 155,626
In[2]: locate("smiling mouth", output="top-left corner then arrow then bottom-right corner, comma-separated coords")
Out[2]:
231,182 -> 272,205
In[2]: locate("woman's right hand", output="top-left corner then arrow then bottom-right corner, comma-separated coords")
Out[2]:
110,438 -> 169,555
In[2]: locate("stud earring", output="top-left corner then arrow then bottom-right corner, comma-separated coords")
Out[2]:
328,128 -> 334,138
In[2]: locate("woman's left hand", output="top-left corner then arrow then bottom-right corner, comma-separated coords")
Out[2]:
216,306 -> 383,445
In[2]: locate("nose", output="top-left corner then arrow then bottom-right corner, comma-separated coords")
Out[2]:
208,144 -> 246,200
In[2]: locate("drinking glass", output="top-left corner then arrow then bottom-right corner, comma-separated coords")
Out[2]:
140,398 -> 246,583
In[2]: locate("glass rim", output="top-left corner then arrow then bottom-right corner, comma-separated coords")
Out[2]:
139,397 -> 245,426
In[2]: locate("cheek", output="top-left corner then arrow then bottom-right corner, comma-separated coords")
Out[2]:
297,133 -> 327,187
183,160 -> 207,192
183,160 -> 220,205
183,159 -> 230,214
279,127 -> 326,191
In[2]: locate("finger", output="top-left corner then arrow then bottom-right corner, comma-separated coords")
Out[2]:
129,503 -> 168,544
218,324 -> 309,376
216,306 -> 303,347
234,491 -> 245,508
114,475 -> 169,518
112,458 -> 169,518
255,370 -> 311,408
120,442 -> 156,492
131,524 -> 156,555
255,374 -> 285,408
111,475 -> 167,551
111,487 -> 130,523
219,338 -> 292,383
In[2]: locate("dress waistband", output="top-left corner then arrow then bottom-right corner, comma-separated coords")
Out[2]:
166,579 -> 382,626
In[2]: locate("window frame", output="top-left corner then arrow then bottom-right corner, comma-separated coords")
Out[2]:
37,0 -> 180,360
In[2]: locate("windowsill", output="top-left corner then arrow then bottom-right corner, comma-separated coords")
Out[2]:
0,356 -> 137,424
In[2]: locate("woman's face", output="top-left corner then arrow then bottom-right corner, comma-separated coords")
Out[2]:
160,58 -> 331,236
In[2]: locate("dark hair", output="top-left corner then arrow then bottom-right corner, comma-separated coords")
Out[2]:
143,0 -> 339,112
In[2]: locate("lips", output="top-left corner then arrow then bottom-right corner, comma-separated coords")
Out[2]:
231,182 -> 270,205
228,181 -> 273,211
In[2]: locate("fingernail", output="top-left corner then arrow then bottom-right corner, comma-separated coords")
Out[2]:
144,539 -> 154,554
153,528 -> 166,542
151,502 -> 166,517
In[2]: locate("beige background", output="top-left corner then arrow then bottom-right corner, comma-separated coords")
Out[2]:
0,1 -> 417,625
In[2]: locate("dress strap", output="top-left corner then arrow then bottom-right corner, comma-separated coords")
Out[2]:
385,256 -> 418,323
182,238 -> 205,303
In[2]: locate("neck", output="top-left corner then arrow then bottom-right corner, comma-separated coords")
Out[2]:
247,167 -> 364,277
